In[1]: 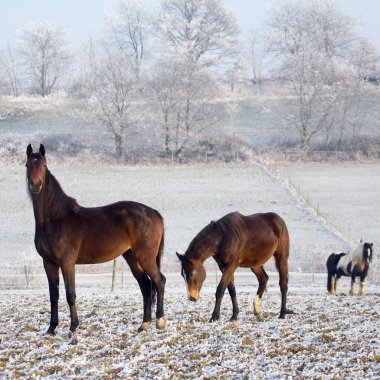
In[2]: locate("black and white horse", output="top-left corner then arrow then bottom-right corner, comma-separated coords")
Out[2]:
327,242 -> 373,296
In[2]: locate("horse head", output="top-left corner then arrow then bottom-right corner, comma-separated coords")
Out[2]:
363,242 -> 373,263
26,144 -> 47,194
177,251 -> 206,302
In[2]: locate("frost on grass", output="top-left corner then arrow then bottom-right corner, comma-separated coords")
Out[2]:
0,286 -> 379,379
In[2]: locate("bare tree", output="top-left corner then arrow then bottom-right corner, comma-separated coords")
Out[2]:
0,42 -> 21,96
18,20 -> 72,96
106,0 -> 151,78
264,0 -> 367,149
147,57 -> 182,156
156,0 -> 239,69
244,30 -> 267,91
86,42 -> 139,161
148,57 -> 229,157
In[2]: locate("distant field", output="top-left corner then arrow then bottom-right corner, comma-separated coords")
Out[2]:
278,161 -> 380,248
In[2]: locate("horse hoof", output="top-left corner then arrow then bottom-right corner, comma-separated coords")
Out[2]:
156,318 -> 166,330
209,316 -> 219,323
138,321 -> 151,332
45,329 -> 55,336
69,332 -> 78,344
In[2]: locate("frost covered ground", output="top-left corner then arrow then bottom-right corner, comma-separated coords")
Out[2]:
1,280 -> 379,379
1,159 -> 379,378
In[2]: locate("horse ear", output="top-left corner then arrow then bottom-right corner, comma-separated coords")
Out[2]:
26,144 -> 33,157
176,251 -> 184,261
39,144 -> 45,157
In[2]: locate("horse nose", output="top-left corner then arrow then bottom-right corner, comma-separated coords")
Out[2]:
189,295 -> 197,302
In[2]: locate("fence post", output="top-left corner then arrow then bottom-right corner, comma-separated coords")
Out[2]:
111,259 -> 117,293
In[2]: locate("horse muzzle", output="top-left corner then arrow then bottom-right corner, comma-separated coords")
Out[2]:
188,290 -> 199,302
29,181 -> 43,194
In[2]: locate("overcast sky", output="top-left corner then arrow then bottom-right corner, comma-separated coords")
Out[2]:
0,0 -> 379,51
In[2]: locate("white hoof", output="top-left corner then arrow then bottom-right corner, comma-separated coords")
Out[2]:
138,321 -> 151,332
156,317 -> 166,330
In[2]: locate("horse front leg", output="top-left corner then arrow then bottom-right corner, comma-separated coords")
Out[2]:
350,274 -> 356,295
43,260 -> 60,335
61,263 -> 79,335
227,280 -> 239,321
210,267 -> 235,322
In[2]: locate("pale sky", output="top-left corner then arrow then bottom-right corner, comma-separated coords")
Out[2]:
0,0 -> 379,51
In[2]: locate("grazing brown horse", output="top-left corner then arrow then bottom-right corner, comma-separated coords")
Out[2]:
177,211 -> 292,321
26,144 -> 166,335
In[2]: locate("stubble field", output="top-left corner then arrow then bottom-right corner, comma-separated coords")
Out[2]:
1,282 -> 379,379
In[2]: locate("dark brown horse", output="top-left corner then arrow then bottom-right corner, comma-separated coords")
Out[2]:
177,211 -> 292,321
26,144 -> 166,335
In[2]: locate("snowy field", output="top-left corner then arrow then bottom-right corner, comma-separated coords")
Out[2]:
1,158 -> 380,378
0,162 -> 357,279
278,161 -> 380,257
0,282 -> 379,379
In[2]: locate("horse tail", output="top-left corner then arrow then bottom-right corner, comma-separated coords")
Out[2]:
152,212 -> 165,304
326,253 -> 338,291
277,218 -> 290,260
156,227 -> 165,270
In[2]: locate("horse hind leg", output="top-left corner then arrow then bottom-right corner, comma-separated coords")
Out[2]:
274,251 -> 293,319
327,272 -> 337,296
251,266 -> 269,317
123,251 -> 154,332
131,248 -> 166,331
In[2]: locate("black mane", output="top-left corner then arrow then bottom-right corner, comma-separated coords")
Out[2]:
187,220 -> 218,255
28,169 -> 79,220
186,212 -> 244,258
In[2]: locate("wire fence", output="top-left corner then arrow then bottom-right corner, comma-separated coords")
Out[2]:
1,266 -> 379,291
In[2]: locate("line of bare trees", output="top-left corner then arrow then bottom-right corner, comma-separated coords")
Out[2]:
0,0 -> 379,158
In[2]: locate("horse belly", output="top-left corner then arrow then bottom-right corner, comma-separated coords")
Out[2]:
337,257 -> 351,276
239,248 -> 274,268
76,235 -> 131,264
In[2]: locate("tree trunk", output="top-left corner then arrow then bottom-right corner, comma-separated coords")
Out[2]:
114,133 -> 124,162
164,113 -> 171,156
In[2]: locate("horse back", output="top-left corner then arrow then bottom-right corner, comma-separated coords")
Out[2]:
236,212 -> 289,267
245,212 -> 289,244
326,252 -> 347,274
76,201 -> 163,264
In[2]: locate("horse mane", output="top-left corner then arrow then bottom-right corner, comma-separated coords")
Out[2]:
347,243 -> 367,265
215,212 -> 245,243
186,212 -> 244,259
187,221 -> 218,255
28,169 -> 80,220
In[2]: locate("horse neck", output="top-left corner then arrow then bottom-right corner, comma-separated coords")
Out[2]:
187,224 -> 221,262
31,170 -> 72,226
349,244 -> 364,265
